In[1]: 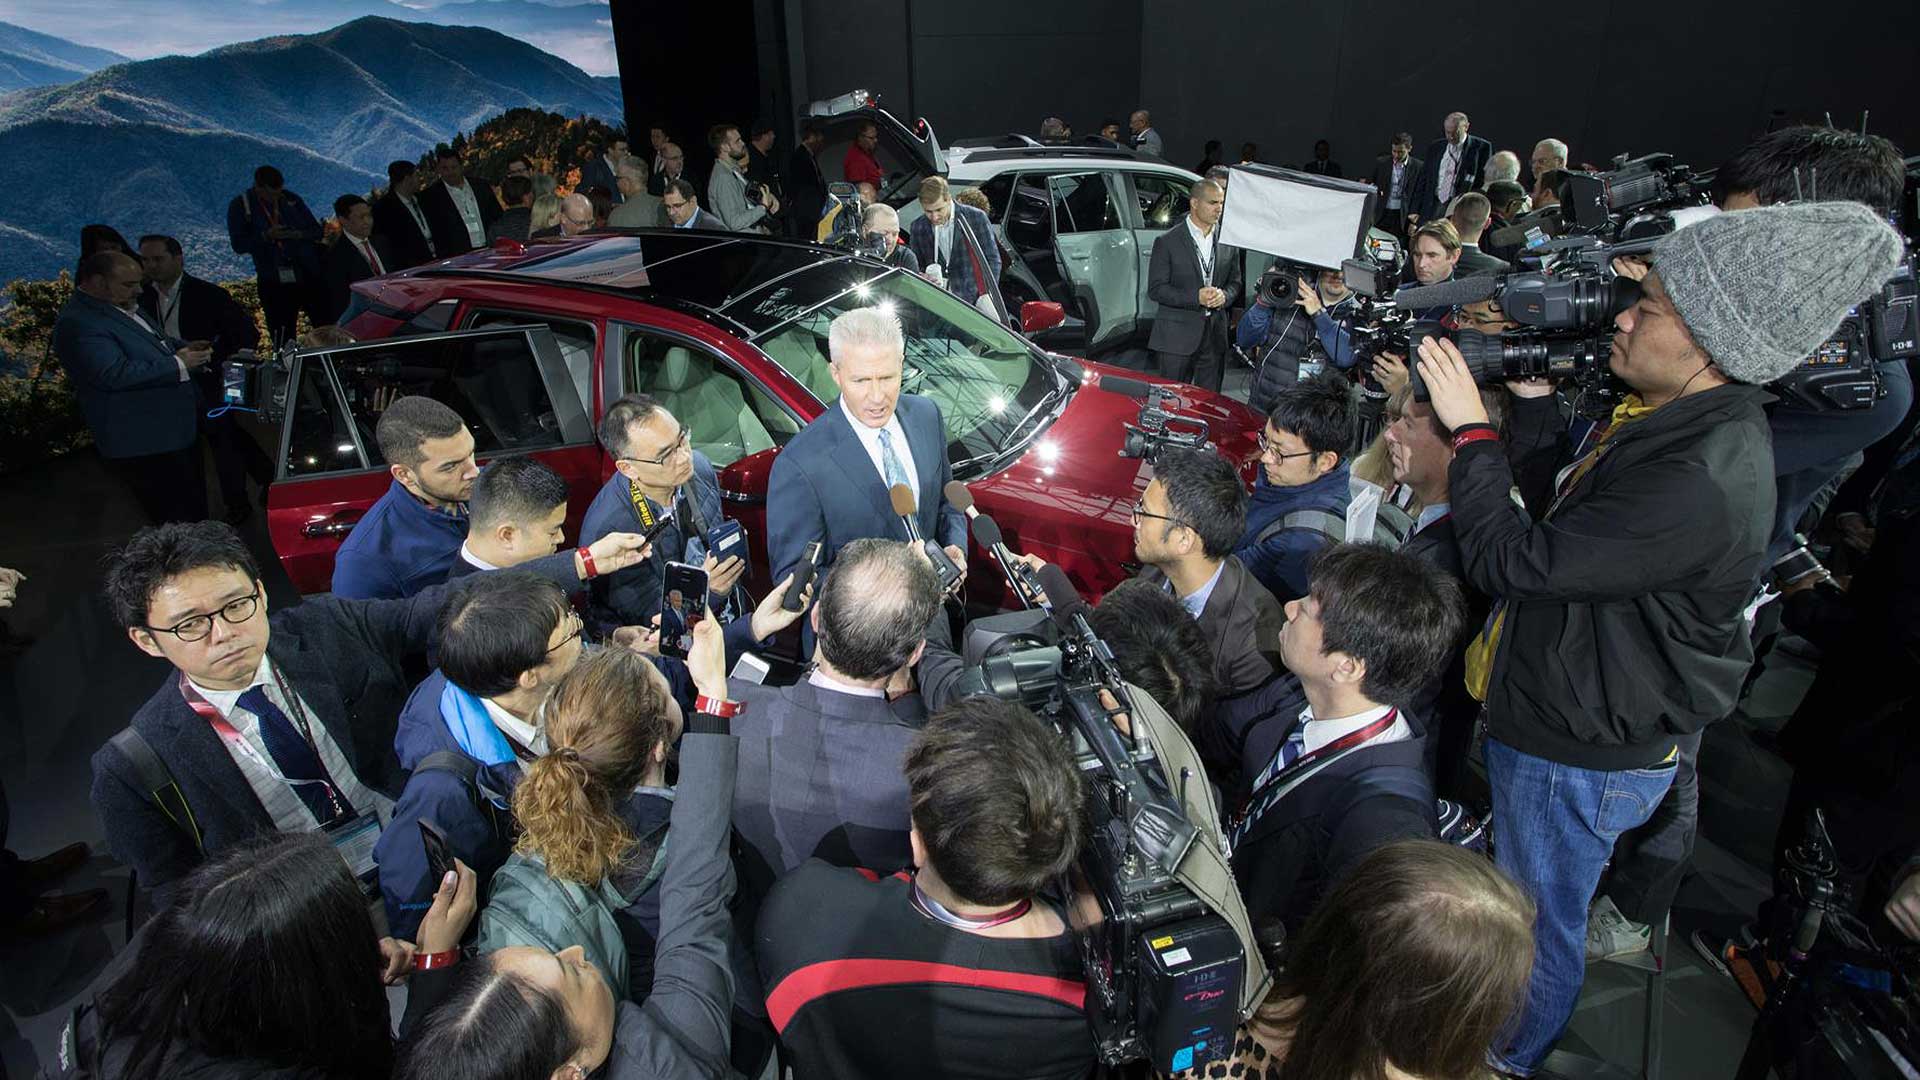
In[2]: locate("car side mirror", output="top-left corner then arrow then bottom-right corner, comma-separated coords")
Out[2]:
1021,301 -> 1067,335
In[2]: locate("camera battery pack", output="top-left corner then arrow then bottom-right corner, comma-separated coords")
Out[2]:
1136,915 -> 1244,1075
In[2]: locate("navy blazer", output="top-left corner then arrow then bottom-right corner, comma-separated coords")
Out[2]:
765,393 -> 968,588
905,202 -> 1002,309
1410,135 -> 1495,223
225,186 -> 324,283
580,452 -> 727,633
52,291 -> 198,459
89,555 -> 592,905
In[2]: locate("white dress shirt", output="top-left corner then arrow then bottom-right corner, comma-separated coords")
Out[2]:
480,696 -> 541,754
351,234 -> 384,275
809,668 -> 886,699
1437,141 -> 1464,204
1297,702 -> 1411,756
188,657 -> 391,831
116,303 -> 190,382
840,398 -> 921,503
933,218 -> 954,266
458,543 -> 498,571
151,277 -> 185,339
1185,216 -> 1216,284
445,181 -> 486,247
1388,159 -> 1408,208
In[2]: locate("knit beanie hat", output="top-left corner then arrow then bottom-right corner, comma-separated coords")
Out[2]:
1652,200 -> 1905,385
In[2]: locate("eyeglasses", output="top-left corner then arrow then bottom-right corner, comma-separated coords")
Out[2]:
548,611 -> 583,654
1130,498 -> 1190,531
1257,431 -> 1317,461
147,586 -> 261,642
620,427 -> 689,467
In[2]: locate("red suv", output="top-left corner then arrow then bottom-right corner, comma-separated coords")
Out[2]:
265,231 -> 1261,610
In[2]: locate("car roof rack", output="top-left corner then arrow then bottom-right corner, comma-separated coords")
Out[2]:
960,145 -> 1143,165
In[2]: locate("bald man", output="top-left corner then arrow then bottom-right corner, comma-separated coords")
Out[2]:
54,251 -> 213,522
1129,109 -> 1164,158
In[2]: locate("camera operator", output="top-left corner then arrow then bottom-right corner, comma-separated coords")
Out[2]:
1132,447 -> 1284,699
1214,544 -> 1462,937
1237,266 -> 1358,414
860,202 -> 921,272
1232,375 -> 1356,605
754,695 -> 1093,1080
1414,200 -> 1904,1074
705,123 -> 779,235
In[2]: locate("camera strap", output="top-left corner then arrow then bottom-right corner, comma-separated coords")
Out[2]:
1229,709 -> 1399,846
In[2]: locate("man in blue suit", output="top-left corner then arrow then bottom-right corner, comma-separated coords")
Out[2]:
767,306 -> 967,636
906,175 -> 1002,312
54,251 -> 213,523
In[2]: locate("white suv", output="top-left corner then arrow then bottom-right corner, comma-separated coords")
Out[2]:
806,93 -> 1202,357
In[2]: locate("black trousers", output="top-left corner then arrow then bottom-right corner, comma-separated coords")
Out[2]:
256,274 -> 328,347
107,444 -> 208,524
201,411 -> 274,511
1157,337 -> 1226,392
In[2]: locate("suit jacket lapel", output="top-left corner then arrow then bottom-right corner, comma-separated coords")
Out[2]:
268,630 -> 356,763
823,406 -> 905,539
151,692 -> 277,832
903,397 -> 945,535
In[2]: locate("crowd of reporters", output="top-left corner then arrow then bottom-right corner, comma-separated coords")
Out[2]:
18,110 -> 1920,1080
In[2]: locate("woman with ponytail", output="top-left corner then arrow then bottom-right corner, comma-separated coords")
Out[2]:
398,613 -> 743,1080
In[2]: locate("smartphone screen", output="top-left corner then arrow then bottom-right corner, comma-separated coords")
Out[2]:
418,820 -> 455,882
659,561 -> 709,660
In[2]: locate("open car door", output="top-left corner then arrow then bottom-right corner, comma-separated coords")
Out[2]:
1045,172 -> 1138,351
263,325 -> 595,594
804,89 -> 947,206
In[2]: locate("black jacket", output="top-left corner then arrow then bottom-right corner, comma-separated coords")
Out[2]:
1450,383 -> 1776,770
785,146 -> 827,236
371,190 -> 436,270
1146,221 -> 1243,356
419,178 -> 502,258
1138,557 -> 1283,700
319,234 -> 393,324
135,274 -> 256,408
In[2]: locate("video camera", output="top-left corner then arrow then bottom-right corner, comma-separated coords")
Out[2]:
1099,375 -> 1212,462
950,583 -> 1255,1073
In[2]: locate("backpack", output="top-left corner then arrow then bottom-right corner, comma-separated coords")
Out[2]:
474,829 -> 670,1001
1254,502 -> 1415,553
411,748 -> 513,841
1333,765 -> 1491,854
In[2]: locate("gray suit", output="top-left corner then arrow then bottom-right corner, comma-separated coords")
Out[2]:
609,193 -> 665,229
1146,220 -> 1243,391
1138,557 -> 1285,699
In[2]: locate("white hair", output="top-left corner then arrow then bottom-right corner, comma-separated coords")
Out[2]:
1535,138 -> 1568,162
862,202 -> 899,230
828,306 -> 904,363
1485,150 -> 1521,184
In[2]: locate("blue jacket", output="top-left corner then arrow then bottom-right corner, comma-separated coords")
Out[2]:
332,480 -> 469,600
1236,298 -> 1357,372
51,291 -> 198,459
766,394 -> 968,587
375,661 -> 698,940
580,452 -> 726,634
1233,464 -> 1353,603
226,186 -> 324,283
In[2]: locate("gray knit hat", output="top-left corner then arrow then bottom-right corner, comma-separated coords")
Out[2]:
1652,201 -> 1905,385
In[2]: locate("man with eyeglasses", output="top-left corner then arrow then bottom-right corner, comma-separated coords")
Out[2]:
581,393 -> 746,637
660,178 -> 724,231
90,518 -> 657,907
1232,374 -> 1357,605
1132,447 -> 1284,699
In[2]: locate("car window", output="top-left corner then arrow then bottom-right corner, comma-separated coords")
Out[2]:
1050,173 -> 1123,233
1132,172 -> 1191,230
1005,173 -> 1054,251
467,310 -> 597,417
283,331 -> 578,477
622,331 -> 799,468
976,174 -> 1015,222
751,268 -> 1058,467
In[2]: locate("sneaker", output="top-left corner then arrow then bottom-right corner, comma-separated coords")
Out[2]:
1585,896 -> 1652,963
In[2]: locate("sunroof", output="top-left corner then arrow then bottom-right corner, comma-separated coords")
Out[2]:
505,233 -> 843,311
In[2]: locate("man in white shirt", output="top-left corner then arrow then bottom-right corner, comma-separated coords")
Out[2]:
1223,542 -> 1464,935
1145,177 -> 1241,391
421,147 -> 502,257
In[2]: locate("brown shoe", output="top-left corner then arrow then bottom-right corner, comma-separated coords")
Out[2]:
7,890 -> 110,938
20,842 -> 89,891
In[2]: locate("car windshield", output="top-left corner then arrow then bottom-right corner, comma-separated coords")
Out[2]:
744,266 -> 1065,468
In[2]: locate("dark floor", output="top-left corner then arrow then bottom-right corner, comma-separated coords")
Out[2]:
0,387 -> 1788,1077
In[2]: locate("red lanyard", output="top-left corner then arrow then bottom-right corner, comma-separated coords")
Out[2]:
1237,708 -> 1400,818
179,667 -> 346,817
909,874 -> 1032,930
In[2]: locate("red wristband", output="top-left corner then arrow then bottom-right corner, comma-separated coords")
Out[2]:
695,694 -> 743,718
1451,428 -> 1500,453
413,948 -> 460,972
577,546 -> 598,579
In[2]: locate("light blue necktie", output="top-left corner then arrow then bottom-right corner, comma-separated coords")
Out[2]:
877,428 -> 912,490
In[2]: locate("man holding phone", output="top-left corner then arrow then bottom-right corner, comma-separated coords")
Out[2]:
582,395 -> 749,639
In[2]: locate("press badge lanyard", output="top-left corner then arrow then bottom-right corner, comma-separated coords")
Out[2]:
1229,708 -> 1400,839
177,667 -> 351,822
910,873 -> 1032,930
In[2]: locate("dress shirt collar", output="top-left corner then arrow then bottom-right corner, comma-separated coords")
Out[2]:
809,668 -> 886,699
188,656 -> 276,722
1168,560 -> 1226,618
459,543 -> 498,571
840,398 -> 907,449
481,695 -> 540,753
1415,502 -> 1451,534
1186,214 -> 1214,253
1298,702 -> 1401,756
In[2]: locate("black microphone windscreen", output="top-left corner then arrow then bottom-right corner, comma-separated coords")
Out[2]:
972,513 -> 1004,548
1033,564 -> 1087,622
942,480 -> 975,513
1099,374 -> 1155,401
1393,276 -> 1502,310
889,483 -> 918,518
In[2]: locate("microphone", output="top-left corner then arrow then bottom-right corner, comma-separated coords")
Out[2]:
945,481 -> 1043,609
889,483 -> 924,543
1392,276 -> 1502,311
1033,563 -> 1090,629
1098,374 -> 1157,401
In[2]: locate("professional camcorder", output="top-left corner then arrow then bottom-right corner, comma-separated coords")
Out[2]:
947,535 -> 1266,1074
1100,375 -> 1212,463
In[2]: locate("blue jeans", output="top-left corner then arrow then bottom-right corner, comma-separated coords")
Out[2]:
1486,737 -> 1678,1074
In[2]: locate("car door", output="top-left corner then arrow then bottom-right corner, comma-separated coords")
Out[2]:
1126,170 -> 1193,324
803,89 -> 948,205
1046,171 -> 1137,351
265,325 -> 593,593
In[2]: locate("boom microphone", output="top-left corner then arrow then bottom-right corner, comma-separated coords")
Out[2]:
1099,374 -> 1158,401
1034,563 -> 1091,628
1392,276 -> 1502,310
945,481 -> 1044,609
889,483 -> 924,542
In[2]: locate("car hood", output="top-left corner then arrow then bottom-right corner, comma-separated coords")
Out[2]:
968,357 -> 1264,557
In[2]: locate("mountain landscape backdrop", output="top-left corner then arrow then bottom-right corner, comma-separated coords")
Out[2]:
0,15 -> 623,286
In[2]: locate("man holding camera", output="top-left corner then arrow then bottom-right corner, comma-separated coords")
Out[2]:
706,123 -> 780,234
1238,267 -> 1359,415
1415,200 -> 1904,1074
861,202 -> 921,272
